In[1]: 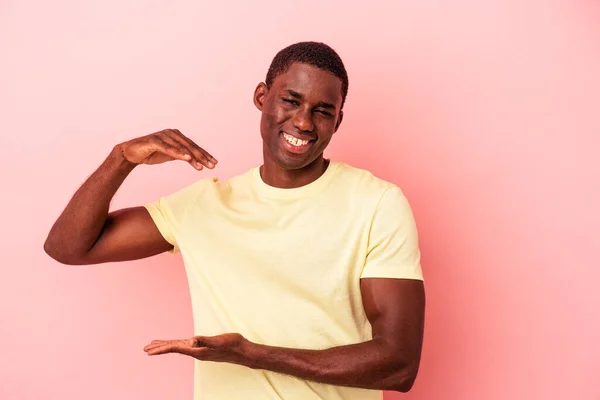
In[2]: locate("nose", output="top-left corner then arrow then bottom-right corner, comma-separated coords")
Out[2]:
292,108 -> 314,133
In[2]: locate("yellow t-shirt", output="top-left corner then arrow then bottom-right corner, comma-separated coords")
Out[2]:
144,160 -> 423,400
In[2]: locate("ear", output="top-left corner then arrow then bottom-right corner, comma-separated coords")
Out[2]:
254,82 -> 268,111
334,110 -> 344,132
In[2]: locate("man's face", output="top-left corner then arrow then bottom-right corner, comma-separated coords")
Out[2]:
254,63 -> 344,170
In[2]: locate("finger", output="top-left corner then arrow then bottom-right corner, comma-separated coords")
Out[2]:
192,144 -> 218,168
172,136 -> 216,170
148,136 -> 193,163
146,344 -> 177,355
169,129 -> 218,169
145,339 -> 188,354
160,131 -> 208,170
171,129 -> 218,164
144,338 -> 181,349
144,341 -> 170,352
157,133 -> 198,166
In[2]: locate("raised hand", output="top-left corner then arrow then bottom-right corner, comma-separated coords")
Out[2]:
118,128 -> 217,170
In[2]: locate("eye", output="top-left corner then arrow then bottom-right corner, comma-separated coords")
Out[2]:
282,98 -> 300,106
316,109 -> 333,118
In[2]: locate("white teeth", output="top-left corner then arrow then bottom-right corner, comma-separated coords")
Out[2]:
283,133 -> 309,146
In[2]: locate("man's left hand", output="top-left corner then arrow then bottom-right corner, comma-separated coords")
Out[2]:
143,333 -> 253,366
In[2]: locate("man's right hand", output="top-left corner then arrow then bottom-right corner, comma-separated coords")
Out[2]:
119,129 -> 218,170
45,128 -> 218,264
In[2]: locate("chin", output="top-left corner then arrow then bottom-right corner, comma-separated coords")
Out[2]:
264,138 -> 323,171
277,156 -> 313,171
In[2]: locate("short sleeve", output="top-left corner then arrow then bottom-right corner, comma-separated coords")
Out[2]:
361,186 -> 423,280
144,180 -> 205,254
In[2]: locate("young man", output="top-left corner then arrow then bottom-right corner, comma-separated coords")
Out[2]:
44,42 -> 425,400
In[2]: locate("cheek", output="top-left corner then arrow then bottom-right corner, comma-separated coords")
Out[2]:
260,111 -> 277,134
316,119 -> 337,137
317,135 -> 334,147
263,101 -> 288,128
273,108 -> 289,127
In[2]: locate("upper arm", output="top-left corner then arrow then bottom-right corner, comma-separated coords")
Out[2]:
73,180 -> 203,265
76,206 -> 173,265
358,185 -> 425,381
360,278 -> 425,373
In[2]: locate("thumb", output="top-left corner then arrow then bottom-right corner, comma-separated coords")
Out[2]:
190,336 -> 210,348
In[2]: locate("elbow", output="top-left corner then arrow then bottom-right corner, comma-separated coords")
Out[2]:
382,363 -> 420,393
390,374 -> 417,393
43,239 -> 60,262
43,239 -> 83,265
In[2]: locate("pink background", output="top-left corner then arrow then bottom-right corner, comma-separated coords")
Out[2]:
1,1 -> 599,399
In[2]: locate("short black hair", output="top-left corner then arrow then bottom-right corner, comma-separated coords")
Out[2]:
265,41 -> 349,109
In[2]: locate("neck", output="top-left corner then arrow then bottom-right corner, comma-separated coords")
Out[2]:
260,156 -> 329,189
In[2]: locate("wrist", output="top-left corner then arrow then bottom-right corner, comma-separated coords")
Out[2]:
241,340 -> 267,370
111,144 -> 137,172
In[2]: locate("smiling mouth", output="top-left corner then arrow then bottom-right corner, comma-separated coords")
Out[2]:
280,132 -> 315,154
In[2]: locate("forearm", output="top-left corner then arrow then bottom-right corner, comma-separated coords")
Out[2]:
44,145 -> 136,262
244,337 -> 417,392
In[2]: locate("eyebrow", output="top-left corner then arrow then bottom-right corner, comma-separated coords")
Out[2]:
285,89 -> 336,109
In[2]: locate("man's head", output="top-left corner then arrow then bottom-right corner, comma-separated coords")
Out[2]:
265,42 -> 349,110
254,42 -> 348,171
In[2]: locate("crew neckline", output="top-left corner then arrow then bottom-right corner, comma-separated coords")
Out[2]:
252,160 -> 340,199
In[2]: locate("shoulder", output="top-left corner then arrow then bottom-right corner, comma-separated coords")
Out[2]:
179,167 -> 255,195
223,167 -> 255,188
332,160 -> 402,200
151,177 -> 218,211
173,176 -> 219,197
